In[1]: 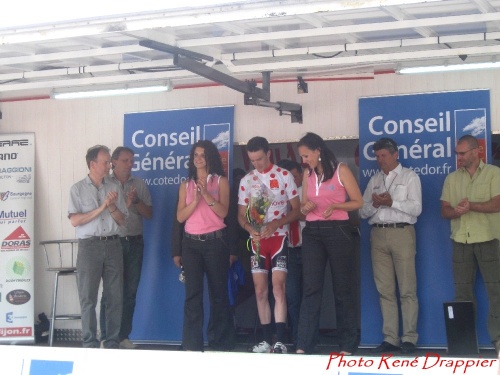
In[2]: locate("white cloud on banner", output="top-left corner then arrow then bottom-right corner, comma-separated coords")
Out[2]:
212,130 -> 230,150
463,116 -> 486,137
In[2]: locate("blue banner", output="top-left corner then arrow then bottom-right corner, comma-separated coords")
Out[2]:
124,106 -> 234,342
359,90 -> 491,346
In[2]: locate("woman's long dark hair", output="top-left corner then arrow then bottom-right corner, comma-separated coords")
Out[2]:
297,132 -> 338,181
187,140 -> 225,182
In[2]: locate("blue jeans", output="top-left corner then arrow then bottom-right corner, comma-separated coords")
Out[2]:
77,237 -> 123,348
286,246 -> 302,346
181,235 -> 235,351
297,221 -> 358,353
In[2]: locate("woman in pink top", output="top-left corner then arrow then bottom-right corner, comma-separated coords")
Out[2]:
295,132 -> 363,355
175,140 -> 234,351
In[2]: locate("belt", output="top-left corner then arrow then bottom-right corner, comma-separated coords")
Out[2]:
93,235 -> 119,241
122,235 -> 143,241
305,220 -> 350,228
373,223 -> 411,228
184,229 -> 224,241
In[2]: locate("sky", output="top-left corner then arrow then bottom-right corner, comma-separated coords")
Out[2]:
0,1 -> 248,29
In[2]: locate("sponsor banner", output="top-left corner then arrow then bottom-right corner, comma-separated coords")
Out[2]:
0,345 -> 497,375
0,326 -> 32,337
359,90 -> 491,346
6,289 -> 31,305
1,226 -> 31,251
0,133 -> 35,344
124,106 -> 234,341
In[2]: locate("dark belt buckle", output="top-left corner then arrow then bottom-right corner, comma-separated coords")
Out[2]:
99,236 -> 108,241
198,233 -> 208,241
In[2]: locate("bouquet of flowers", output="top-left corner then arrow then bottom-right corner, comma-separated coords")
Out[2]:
246,182 -> 272,260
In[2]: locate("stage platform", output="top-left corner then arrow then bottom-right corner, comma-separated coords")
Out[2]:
2,333 -> 498,375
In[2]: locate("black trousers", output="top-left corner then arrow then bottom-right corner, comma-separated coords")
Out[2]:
181,235 -> 235,351
297,221 -> 358,353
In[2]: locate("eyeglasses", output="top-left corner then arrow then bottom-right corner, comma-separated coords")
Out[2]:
454,148 -> 477,156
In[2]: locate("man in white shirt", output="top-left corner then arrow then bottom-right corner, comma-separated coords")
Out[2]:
360,137 -> 422,354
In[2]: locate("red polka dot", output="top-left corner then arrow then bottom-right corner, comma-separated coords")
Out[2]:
292,190 -> 297,195
277,168 -> 282,172
281,214 -> 286,217
283,171 -> 288,175
244,198 -> 249,203
281,190 -> 285,195
240,186 -> 245,191
274,210 -> 279,216
253,176 -> 258,181
270,173 -> 276,178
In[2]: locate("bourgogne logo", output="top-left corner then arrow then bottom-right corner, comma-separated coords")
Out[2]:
0,191 -> 33,201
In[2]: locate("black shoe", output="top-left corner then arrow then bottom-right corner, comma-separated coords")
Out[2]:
371,341 -> 400,353
400,342 -> 416,354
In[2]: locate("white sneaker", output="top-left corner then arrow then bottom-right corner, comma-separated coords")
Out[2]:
251,341 -> 271,353
272,341 -> 287,354
119,338 -> 138,349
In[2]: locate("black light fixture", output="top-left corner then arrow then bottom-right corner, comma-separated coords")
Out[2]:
139,39 -> 303,123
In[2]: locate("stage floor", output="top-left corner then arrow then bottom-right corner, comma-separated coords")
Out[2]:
4,337 -> 498,375
38,329 -> 499,359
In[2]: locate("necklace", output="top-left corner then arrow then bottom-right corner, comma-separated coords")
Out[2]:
383,173 -> 397,193
315,169 -> 324,186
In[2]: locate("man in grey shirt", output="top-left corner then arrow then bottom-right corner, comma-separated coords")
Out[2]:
100,146 -> 153,349
68,145 -> 128,349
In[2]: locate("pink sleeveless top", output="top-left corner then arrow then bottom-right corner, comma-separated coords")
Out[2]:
185,175 -> 226,234
305,163 -> 349,221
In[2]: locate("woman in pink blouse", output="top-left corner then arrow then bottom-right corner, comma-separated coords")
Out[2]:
175,140 -> 234,351
295,132 -> 363,355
